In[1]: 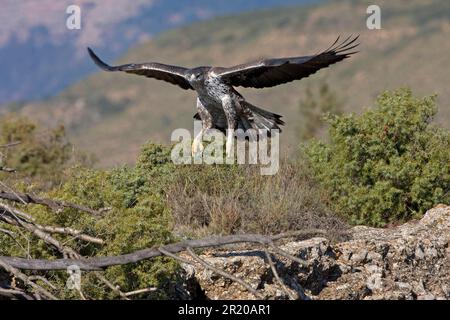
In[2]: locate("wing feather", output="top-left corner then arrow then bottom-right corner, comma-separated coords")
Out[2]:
87,48 -> 193,90
213,35 -> 359,89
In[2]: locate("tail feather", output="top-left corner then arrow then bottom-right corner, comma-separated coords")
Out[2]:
243,102 -> 284,133
193,101 -> 284,135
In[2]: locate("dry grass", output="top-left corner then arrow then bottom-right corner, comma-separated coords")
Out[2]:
168,159 -> 348,241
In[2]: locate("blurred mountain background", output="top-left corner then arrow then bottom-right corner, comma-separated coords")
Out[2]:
0,0 -> 319,104
1,0 -> 449,166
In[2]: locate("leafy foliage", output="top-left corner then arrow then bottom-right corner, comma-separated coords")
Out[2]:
0,114 -> 72,178
305,88 -> 449,226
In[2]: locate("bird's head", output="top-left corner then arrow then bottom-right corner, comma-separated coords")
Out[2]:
188,68 -> 206,83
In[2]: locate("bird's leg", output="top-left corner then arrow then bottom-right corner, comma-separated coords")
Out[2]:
192,127 -> 204,156
221,96 -> 237,158
226,128 -> 235,158
192,98 -> 213,156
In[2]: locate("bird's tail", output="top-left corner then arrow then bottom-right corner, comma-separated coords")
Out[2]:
238,102 -> 284,134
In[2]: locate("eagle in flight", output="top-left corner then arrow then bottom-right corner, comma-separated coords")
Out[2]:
88,35 -> 359,155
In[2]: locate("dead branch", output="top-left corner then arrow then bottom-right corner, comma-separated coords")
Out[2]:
0,227 -> 16,237
0,141 -> 21,149
267,244 -> 308,267
263,247 -> 297,300
0,200 -> 103,245
0,287 -> 34,300
0,190 -> 102,216
0,202 -> 79,258
0,197 -> 35,221
124,287 -> 157,297
0,202 -> 125,298
93,271 -> 129,300
36,225 -> 104,245
28,276 -> 57,290
0,230 -> 326,271
160,246 -> 262,300
0,258 -> 57,300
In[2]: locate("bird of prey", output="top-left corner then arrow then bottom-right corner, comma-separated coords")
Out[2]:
87,35 -> 359,155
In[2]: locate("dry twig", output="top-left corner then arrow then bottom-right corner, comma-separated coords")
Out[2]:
0,190 -> 102,216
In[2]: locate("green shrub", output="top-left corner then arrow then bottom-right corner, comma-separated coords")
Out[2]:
0,114 -> 93,190
1,141 -> 180,299
305,88 -> 450,226
0,114 -> 71,176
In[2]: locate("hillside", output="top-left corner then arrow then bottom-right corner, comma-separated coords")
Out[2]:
0,0 -> 317,104
11,0 -> 450,166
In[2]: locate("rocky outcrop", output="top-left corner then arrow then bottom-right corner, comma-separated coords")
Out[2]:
181,205 -> 450,300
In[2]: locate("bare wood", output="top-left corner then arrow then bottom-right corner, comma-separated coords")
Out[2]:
161,246 -> 262,299
0,227 -> 16,237
271,229 -> 328,240
0,258 -> 57,300
0,203 -> 78,258
0,141 -> 21,148
158,247 -> 191,264
0,231 -> 323,271
268,244 -> 308,267
36,225 -> 104,245
0,287 -> 34,300
0,200 -> 35,221
124,287 -> 157,297
0,202 -> 103,245
1,205 -> 121,299
28,276 -> 57,290
0,182 -> 28,205
93,272 -> 129,300
0,190 -> 102,216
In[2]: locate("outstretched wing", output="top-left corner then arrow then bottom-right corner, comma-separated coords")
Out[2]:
87,48 -> 193,90
213,35 -> 359,89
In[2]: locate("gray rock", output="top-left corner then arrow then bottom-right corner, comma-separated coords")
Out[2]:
181,205 -> 450,300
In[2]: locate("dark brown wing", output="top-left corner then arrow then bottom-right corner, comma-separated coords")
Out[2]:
87,48 -> 193,90
213,35 -> 359,89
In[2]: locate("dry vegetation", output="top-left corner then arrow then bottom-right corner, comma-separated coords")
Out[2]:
169,161 -> 346,239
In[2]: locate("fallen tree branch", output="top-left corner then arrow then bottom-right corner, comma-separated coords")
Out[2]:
124,287 -> 157,297
160,246 -> 262,300
0,141 -> 21,149
0,202 -> 79,258
0,258 -> 57,300
0,227 -> 16,238
0,230 -> 327,271
28,276 -> 57,290
0,190 -> 102,216
0,200 -> 35,221
36,225 -> 104,245
0,287 -> 34,300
